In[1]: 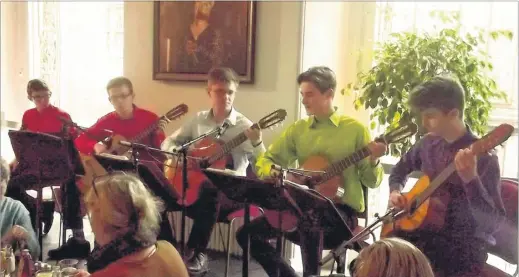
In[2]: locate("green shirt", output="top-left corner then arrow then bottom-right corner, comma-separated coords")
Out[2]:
255,112 -> 384,212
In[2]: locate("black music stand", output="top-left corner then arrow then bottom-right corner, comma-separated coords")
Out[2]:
8,131 -> 83,261
202,169 -> 298,277
94,155 -> 179,205
202,169 -> 358,277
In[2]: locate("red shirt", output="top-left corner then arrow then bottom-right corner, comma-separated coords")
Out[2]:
74,105 -> 166,155
21,105 -> 77,138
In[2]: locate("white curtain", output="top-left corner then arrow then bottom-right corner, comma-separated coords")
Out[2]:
28,2 -> 124,128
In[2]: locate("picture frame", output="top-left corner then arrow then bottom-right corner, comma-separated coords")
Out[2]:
153,1 -> 257,83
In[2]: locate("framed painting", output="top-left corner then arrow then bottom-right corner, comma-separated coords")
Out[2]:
153,1 -> 257,83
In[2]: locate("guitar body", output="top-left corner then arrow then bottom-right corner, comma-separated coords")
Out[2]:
380,175 -> 451,238
164,137 -> 232,206
299,155 -> 344,202
106,134 -> 131,155
265,155 -> 344,232
78,153 -> 108,196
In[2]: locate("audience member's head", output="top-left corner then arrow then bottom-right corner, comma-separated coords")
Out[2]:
350,237 -> 435,277
1,157 -> 10,199
85,172 -> 164,246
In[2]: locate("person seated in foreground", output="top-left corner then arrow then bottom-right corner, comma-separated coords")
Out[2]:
349,237 -> 435,277
0,157 -> 40,258
73,172 -> 188,277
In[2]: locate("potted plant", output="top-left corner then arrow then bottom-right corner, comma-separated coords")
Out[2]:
343,10 -> 513,156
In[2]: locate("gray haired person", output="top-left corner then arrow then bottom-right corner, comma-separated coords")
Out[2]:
0,157 -> 40,258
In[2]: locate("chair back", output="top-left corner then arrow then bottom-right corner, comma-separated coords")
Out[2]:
487,177 -> 518,265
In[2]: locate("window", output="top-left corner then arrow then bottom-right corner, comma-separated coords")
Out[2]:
28,2 -> 124,127
372,2 -> 519,176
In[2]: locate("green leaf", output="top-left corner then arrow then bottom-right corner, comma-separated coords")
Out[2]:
370,121 -> 377,130
338,11 -> 510,155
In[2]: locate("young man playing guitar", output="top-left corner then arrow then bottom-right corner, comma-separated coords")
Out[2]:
388,76 -> 506,277
236,66 -> 387,277
49,77 -> 173,259
4,79 -> 87,258
161,67 -> 265,275
74,77 -> 166,159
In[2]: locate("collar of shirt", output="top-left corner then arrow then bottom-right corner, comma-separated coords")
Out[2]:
205,107 -> 238,126
36,105 -> 56,115
309,107 -> 340,128
113,104 -> 139,120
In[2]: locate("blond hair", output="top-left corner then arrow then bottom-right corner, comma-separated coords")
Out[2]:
352,237 -> 434,277
85,172 -> 164,244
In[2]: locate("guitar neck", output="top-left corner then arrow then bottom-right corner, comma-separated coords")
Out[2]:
206,131 -> 248,166
413,162 -> 457,208
319,147 -> 371,183
128,117 -> 163,144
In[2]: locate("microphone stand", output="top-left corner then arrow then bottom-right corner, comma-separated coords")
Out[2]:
166,125 -> 225,256
274,165 -> 366,276
319,207 -> 404,267
270,166 -> 327,277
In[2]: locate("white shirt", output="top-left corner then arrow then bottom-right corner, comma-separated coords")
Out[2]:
161,108 -> 266,176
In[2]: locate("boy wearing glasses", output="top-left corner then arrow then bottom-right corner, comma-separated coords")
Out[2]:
4,79 -> 89,259
74,77 -> 165,158
72,76 -> 175,256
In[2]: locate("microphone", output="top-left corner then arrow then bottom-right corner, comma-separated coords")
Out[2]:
271,164 -> 283,171
215,122 -> 230,139
119,141 -> 148,149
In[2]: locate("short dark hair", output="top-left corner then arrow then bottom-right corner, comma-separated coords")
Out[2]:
208,67 -> 239,87
297,66 -> 337,94
106,77 -> 134,94
27,79 -> 50,96
408,75 -> 465,117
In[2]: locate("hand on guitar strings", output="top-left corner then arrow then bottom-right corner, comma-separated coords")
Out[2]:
244,125 -> 262,146
389,190 -> 407,210
454,146 -> 478,183
367,140 -> 388,163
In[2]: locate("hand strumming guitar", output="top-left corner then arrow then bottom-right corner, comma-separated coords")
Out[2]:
94,143 -> 108,154
389,190 -> 407,209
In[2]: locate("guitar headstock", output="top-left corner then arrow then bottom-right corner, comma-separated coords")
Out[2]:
163,104 -> 189,122
257,109 -> 288,129
471,123 -> 514,155
380,122 -> 418,144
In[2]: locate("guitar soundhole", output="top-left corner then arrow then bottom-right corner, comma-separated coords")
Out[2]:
199,159 -> 210,169
409,198 -> 419,214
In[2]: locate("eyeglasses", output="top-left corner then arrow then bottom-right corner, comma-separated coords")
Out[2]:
31,93 -> 51,100
91,170 -> 139,223
108,93 -> 132,102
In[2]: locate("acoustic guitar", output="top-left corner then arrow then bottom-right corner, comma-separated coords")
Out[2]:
380,123 -> 515,238
105,104 -> 189,156
164,109 -> 288,206
264,123 -> 418,231
78,104 -> 189,195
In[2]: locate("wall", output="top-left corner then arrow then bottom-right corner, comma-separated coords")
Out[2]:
1,1 -> 31,126
301,1 -> 376,125
124,1 -> 304,146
